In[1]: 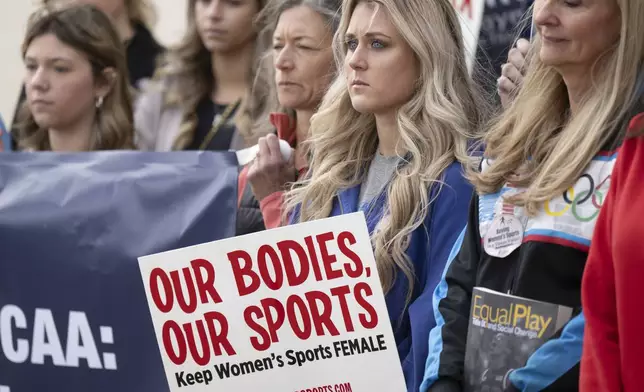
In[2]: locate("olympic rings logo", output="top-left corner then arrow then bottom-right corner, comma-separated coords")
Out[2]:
544,174 -> 610,222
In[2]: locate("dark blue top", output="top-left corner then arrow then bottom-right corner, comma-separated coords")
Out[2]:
291,162 -> 473,391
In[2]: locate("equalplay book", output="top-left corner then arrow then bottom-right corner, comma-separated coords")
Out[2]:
463,287 -> 573,392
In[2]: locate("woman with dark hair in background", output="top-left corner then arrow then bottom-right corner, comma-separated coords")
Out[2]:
135,0 -> 267,152
15,4 -> 134,151
40,0 -> 163,87
236,0 -> 341,235
10,0 -> 163,147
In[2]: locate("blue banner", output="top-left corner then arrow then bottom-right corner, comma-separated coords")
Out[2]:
0,151 -> 238,391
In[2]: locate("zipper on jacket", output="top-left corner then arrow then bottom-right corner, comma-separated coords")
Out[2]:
506,256 -> 521,296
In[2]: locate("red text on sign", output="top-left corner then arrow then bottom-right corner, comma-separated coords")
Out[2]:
243,282 -> 378,351
149,258 -> 223,314
228,231 -> 365,296
161,311 -> 236,366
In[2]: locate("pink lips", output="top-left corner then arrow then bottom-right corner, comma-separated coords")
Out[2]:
30,99 -> 53,108
542,36 -> 566,43
203,28 -> 227,38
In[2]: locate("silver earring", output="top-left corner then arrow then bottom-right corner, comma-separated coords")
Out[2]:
95,96 -> 104,108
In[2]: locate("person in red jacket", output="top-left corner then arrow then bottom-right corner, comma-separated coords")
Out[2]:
236,0 -> 341,235
581,111 -> 644,391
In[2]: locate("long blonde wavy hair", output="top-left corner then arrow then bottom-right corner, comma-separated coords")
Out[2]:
154,0 -> 267,150
472,0 -> 644,215
16,4 -> 134,151
284,0 -> 483,300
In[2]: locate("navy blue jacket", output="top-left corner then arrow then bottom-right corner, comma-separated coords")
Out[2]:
292,162 -> 472,391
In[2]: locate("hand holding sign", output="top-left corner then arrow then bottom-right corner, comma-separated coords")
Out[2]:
138,213 -> 406,391
246,134 -> 296,201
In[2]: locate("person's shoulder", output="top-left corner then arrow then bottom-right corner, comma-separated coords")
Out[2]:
426,160 -> 473,215
422,161 -> 473,243
134,79 -> 166,112
622,112 -> 644,154
440,161 -> 472,190
627,111 -> 644,136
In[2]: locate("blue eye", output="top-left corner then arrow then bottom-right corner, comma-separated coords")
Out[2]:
346,39 -> 358,51
371,40 -> 385,49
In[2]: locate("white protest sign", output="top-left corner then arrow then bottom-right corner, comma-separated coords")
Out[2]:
138,212 -> 407,392
451,0 -> 485,73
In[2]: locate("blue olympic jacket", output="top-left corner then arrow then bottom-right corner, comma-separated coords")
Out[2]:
291,162 -> 472,392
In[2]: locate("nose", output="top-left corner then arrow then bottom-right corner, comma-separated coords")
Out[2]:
348,44 -> 367,71
207,0 -> 224,20
534,0 -> 558,29
26,66 -> 49,92
274,46 -> 295,71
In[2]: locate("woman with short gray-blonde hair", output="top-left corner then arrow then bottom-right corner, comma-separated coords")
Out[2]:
236,0 -> 342,235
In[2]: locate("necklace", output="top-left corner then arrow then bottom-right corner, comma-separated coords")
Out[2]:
199,99 -> 241,150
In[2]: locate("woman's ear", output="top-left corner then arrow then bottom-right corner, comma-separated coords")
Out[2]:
94,67 -> 118,102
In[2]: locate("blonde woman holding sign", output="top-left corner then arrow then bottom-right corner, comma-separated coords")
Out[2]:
283,0 -> 484,390
422,0 -> 644,390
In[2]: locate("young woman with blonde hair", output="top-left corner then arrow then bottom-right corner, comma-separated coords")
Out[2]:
423,0 -> 644,390
15,4 -> 134,151
135,0 -> 267,151
283,0 -> 484,390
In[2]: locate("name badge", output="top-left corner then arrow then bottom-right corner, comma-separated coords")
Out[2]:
484,214 -> 524,258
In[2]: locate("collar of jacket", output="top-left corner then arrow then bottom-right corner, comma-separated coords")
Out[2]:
269,112 -> 297,146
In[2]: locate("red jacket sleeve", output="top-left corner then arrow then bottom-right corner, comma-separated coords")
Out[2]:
259,191 -> 284,229
238,165 -> 249,206
580,136 -> 640,391
580,172 -> 620,391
